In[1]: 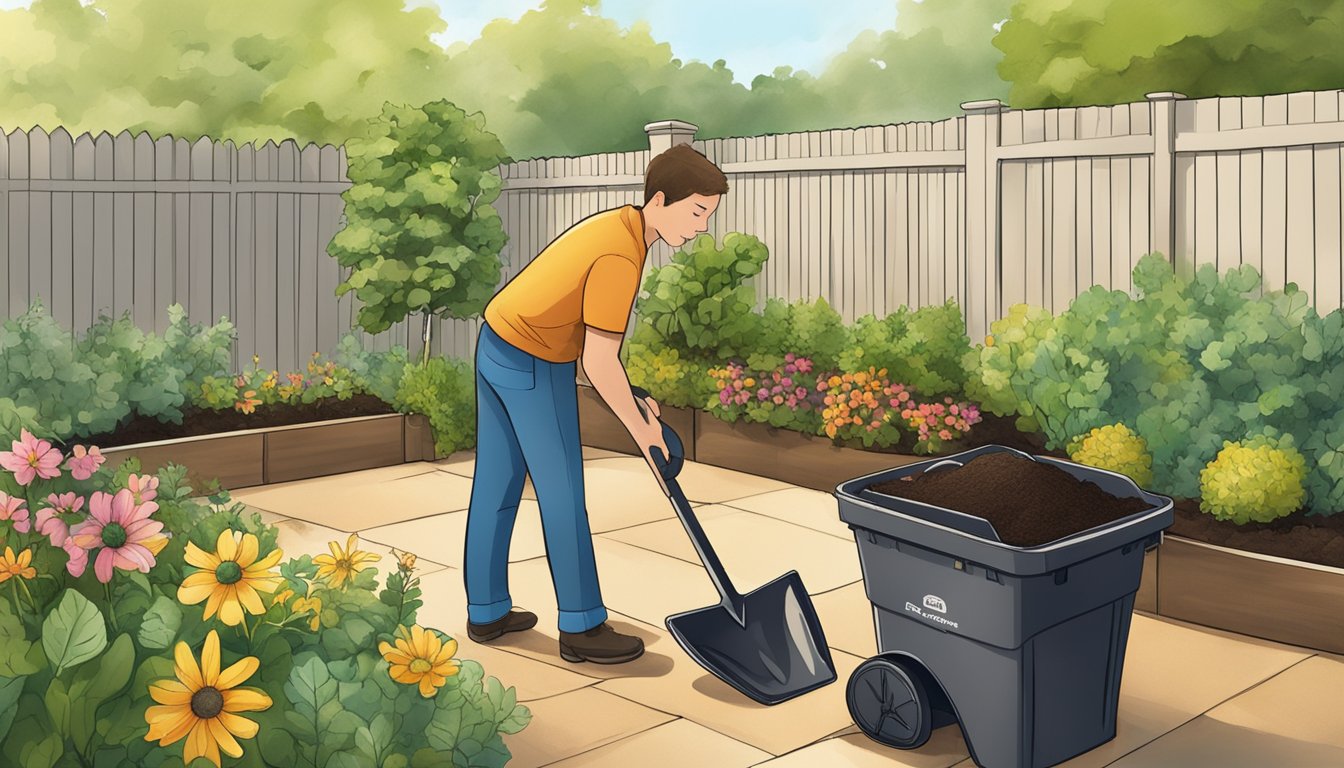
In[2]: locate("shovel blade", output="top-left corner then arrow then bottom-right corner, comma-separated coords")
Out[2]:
666,570 -> 837,705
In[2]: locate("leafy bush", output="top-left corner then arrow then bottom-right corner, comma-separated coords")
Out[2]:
331,99 -> 510,335
1200,433 -> 1307,524
623,339 -> 716,409
0,420 -> 529,768
1068,422 -> 1154,488
332,332 -> 413,408
634,232 -> 769,359
840,300 -> 973,398
397,357 -> 476,457
0,301 -> 234,442
707,354 -> 826,433
961,301 -> 1059,434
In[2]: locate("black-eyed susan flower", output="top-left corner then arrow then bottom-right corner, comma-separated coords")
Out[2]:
144,629 -> 272,767
178,530 -> 283,626
379,624 -> 460,697
313,534 -> 380,589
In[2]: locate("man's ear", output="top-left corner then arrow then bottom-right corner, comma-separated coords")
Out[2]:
647,191 -> 665,208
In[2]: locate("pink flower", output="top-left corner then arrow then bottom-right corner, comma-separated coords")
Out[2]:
0,492 -> 31,533
63,539 -> 89,577
35,492 -> 85,546
65,445 -> 105,481
126,473 -> 159,503
69,488 -> 163,583
0,429 -> 63,486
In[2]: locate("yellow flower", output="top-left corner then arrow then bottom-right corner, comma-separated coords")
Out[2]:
985,334 -> 995,347
379,625 -> 461,697
178,530 -> 284,626
144,629 -> 272,768
0,547 -> 36,583
314,534 -> 380,589
394,549 -> 418,572
144,534 -> 170,557
271,588 -> 295,607
292,595 -> 323,631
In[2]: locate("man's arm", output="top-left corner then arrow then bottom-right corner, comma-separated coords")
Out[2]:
581,326 -> 670,487
581,327 -> 645,430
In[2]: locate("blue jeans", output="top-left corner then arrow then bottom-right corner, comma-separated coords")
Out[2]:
464,322 -> 609,633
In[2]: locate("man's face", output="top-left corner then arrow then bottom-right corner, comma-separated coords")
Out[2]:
657,192 -> 720,248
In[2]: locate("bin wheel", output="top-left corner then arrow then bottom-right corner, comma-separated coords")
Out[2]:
846,655 -> 932,750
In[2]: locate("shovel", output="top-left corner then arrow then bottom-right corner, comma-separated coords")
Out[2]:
630,386 -> 838,706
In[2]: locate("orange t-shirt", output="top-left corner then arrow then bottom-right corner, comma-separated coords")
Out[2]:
484,205 -> 647,363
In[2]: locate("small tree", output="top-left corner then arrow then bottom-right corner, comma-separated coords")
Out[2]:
330,99 -> 510,363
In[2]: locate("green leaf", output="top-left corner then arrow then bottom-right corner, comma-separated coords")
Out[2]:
497,702 -> 531,736
19,730 -> 62,768
0,675 -> 25,744
0,601 -> 40,676
42,589 -> 108,676
137,596 -> 183,650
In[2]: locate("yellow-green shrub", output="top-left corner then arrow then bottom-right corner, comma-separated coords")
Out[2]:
1199,434 -> 1307,524
1067,423 -> 1154,488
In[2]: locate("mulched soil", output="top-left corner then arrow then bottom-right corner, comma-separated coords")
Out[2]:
72,394 -> 397,448
867,451 -> 1152,547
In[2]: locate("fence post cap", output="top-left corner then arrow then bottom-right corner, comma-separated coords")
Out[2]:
1145,92 -> 1188,101
960,99 -> 1005,114
643,120 -> 699,135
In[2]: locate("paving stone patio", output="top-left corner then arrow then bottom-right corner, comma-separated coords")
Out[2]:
232,447 -> 1344,768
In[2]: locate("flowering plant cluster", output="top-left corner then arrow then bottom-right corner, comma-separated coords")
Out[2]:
706,353 -> 826,431
195,352 -> 364,415
0,414 -> 529,768
818,368 -> 914,448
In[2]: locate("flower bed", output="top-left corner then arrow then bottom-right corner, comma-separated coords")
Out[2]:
0,418 -> 529,768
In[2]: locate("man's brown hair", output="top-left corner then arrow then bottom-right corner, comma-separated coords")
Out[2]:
644,144 -> 729,205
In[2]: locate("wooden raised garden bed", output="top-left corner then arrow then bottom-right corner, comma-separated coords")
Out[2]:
91,403 -> 436,492
577,384 -> 1344,655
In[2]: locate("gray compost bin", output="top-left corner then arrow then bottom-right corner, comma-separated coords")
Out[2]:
834,445 -> 1173,768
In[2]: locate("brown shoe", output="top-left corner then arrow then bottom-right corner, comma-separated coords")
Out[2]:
467,609 -> 538,642
559,622 -> 645,664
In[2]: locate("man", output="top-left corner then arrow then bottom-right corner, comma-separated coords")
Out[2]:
464,143 -> 727,664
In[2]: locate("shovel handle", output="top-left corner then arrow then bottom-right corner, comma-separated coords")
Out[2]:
664,475 -> 746,613
630,387 -> 745,613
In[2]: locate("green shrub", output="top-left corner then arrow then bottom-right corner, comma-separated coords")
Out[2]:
623,340 -> 716,409
0,300 -> 234,441
1200,433 -> 1307,524
332,332 -> 413,407
1068,422 -> 1154,488
840,300 -> 972,398
634,232 -> 769,359
397,357 -> 476,457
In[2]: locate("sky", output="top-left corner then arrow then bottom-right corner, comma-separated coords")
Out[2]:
0,0 -> 902,86
421,0 -> 899,84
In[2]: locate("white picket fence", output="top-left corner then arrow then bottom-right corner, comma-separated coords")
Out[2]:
4,88 -> 1344,373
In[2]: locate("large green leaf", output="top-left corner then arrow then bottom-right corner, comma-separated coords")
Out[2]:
42,589 -> 107,676
137,596 -> 183,650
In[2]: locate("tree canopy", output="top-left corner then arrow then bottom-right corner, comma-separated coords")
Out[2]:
995,0 -> 1344,107
1,0 -> 1338,157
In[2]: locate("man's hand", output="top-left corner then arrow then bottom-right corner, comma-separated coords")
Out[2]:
582,326 -> 671,494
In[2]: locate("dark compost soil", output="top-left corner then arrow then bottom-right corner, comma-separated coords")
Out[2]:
73,394 -> 397,449
1165,497 -> 1344,569
868,451 -> 1156,547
